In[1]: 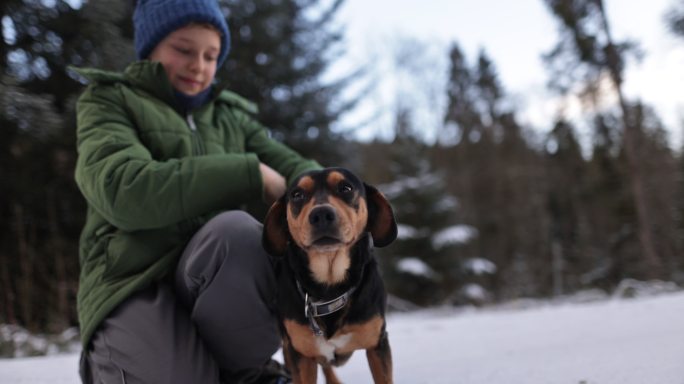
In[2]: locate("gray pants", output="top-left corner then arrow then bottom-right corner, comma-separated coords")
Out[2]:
82,211 -> 281,383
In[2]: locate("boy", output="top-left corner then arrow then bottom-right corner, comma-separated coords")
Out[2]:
73,0 -> 320,383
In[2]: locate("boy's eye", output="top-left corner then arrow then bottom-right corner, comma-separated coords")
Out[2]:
173,46 -> 191,55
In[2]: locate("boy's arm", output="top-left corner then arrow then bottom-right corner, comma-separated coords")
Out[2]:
238,111 -> 323,185
75,85 -> 264,231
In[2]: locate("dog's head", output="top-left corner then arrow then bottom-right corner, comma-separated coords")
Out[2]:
263,168 -> 397,283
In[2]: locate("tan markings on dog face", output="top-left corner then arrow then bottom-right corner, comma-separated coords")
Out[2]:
297,176 -> 315,197
349,198 -> 368,242
326,171 -> 346,187
330,315 -> 385,355
287,202 -> 312,249
287,176 -> 316,249
326,172 -> 369,246
308,247 -> 351,285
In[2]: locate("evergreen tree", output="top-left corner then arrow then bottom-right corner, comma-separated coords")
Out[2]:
543,0 -> 663,278
581,105 -> 681,287
474,50 -> 503,129
666,0 -> 684,38
628,103 -> 681,277
440,45 -> 550,300
376,107 -> 474,306
0,0 -> 108,331
582,114 -> 634,288
545,119 -> 588,294
440,43 -> 482,147
219,0 -> 354,164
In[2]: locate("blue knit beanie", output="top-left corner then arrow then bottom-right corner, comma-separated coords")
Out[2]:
133,0 -> 230,68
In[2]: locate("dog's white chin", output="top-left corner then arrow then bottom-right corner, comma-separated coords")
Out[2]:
309,243 -> 344,253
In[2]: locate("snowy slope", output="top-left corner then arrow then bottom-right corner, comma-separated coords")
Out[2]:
1,291 -> 683,384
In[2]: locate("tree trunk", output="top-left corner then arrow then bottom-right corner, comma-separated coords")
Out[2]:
47,188 -> 69,331
551,240 -> 564,296
596,0 -> 662,278
0,252 -> 17,324
14,203 -> 34,328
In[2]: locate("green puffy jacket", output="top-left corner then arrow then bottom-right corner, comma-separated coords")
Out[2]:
73,61 -> 320,347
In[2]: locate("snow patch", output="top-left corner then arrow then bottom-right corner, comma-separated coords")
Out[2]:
612,278 -> 680,299
396,257 -> 437,278
378,173 -> 442,199
461,283 -> 490,302
0,325 -> 79,358
396,224 -> 423,239
463,258 -> 497,275
1,285 -> 683,384
431,225 -> 478,249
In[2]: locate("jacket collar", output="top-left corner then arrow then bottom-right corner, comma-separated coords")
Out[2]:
126,61 -> 244,114
123,60 -> 178,108
70,61 -> 257,114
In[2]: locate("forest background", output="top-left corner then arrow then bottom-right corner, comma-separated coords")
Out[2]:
1,0 -> 684,341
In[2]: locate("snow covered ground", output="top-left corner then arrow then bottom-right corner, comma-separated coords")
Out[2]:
1,291 -> 683,384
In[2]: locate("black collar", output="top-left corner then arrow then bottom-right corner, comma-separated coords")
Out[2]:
295,280 -> 356,336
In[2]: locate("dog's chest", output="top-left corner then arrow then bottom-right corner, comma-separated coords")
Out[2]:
315,333 -> 352,362
284,316 -> 384,363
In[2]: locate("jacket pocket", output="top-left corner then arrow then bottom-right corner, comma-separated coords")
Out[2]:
104,227 -> 182,279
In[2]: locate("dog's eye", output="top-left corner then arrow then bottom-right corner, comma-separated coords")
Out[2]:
339,183 -> 354,194
291,190 -> 305,201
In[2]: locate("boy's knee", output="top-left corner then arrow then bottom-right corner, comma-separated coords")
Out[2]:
187,211 -> 262,261
207,210 -> 261,238
176,210 -> 272,303
204,211 -> 266,268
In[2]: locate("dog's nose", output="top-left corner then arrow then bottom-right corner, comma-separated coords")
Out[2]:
309,206 -> 337,229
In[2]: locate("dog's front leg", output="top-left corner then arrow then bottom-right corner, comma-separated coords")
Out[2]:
283,337 -> 318,384
366,331 -> 393,384
290,356 -> 318,384
321,364 -> 342,384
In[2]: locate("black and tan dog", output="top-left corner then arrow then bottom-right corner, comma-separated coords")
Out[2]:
263,167 -> 397,384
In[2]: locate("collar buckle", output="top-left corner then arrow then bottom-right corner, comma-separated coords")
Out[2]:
296,281 -> 356,336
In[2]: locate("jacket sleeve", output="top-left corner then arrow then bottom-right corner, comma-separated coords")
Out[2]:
234,110 -> 322,184
74,84 -> 263,231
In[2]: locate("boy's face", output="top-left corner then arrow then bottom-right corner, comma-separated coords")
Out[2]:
149,24 -> 221,95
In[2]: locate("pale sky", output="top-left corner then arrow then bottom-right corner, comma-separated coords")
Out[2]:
334,0 -> 684,147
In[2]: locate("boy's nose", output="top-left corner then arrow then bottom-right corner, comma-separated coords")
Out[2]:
188,55 -> 204,72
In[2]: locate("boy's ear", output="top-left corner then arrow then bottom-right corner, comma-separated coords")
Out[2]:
262,196 -> 289,256
364,183 -> 397,248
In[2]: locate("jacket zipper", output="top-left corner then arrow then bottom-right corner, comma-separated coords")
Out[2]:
185,113 -> 207,231
186,113 -> 205,156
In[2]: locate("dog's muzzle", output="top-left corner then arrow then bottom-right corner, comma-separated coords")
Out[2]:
309,205 -> 341,244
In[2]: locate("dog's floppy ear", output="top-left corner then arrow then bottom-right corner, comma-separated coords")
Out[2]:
364,183 -> 397,248
262,195 -> 289,256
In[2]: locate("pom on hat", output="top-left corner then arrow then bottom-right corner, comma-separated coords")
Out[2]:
133,0 -> 230,67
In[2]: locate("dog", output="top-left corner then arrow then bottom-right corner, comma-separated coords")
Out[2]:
263,167 -> 397,384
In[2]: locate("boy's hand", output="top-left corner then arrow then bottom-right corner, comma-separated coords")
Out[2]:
259,163 -> 286,205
